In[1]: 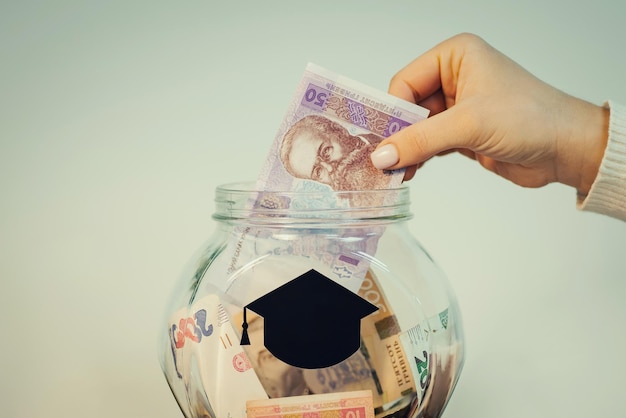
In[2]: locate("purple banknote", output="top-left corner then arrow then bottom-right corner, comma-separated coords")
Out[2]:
257,63 -> 429,195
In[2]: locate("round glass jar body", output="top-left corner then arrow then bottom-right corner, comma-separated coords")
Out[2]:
159,182 -> 464,418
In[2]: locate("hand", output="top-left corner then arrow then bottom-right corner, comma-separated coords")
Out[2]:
370,33 -> 609,196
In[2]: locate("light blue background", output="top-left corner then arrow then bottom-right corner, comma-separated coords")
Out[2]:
2,1 -> 626,417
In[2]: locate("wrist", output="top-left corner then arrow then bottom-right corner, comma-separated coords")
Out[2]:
578,103 -> 609,196
557,99 -> 609,196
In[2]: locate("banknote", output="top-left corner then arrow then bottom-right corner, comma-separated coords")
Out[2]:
181,65 -> 433,416
223,63 -> 429,286
407,346 -> 461,418
256,63 -> 429,198
229,268 -> 425,416
167,295 -> 268,418
302,270 -> 417,405
246,390 -> 375,418
167,277 -> 452,417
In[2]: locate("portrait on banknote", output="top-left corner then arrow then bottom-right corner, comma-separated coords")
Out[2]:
278,114 -> 391,191
256,63 -> 429,205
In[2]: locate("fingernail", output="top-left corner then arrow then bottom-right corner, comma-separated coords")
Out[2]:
370,144 -> 399,169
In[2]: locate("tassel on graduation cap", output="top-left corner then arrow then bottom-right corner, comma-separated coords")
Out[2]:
238,269 -> 378,369
240,307 -> 250,345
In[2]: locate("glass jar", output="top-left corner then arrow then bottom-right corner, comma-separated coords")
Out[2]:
159,182 -> 464,418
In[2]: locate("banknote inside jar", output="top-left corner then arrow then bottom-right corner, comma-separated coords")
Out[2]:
230,268 -> 457,418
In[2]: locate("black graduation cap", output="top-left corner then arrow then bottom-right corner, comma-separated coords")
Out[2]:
240,269 -> 378,369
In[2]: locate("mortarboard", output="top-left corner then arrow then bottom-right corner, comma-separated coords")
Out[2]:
240,268 -> 378,369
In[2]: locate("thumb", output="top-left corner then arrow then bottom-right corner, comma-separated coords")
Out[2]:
371,106 -> 477,170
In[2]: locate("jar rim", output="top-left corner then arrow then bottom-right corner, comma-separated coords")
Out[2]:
213,181 -> 412,223
215,180 -> 409,194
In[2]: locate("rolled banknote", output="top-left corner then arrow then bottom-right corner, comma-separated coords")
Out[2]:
246,390 -> 375,418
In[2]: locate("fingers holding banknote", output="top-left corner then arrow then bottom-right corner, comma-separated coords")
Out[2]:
370,33 -> 609,196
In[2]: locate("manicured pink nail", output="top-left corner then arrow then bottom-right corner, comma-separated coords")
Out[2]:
370,144 -> 399,169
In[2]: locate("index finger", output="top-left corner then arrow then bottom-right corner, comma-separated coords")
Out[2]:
388,48 -> 444,104
388,33 -> 479,105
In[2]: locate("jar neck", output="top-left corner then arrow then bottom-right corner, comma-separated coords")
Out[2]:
212,181 -> 413,225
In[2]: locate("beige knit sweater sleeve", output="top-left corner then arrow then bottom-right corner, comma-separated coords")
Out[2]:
578,101 -> 626,221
